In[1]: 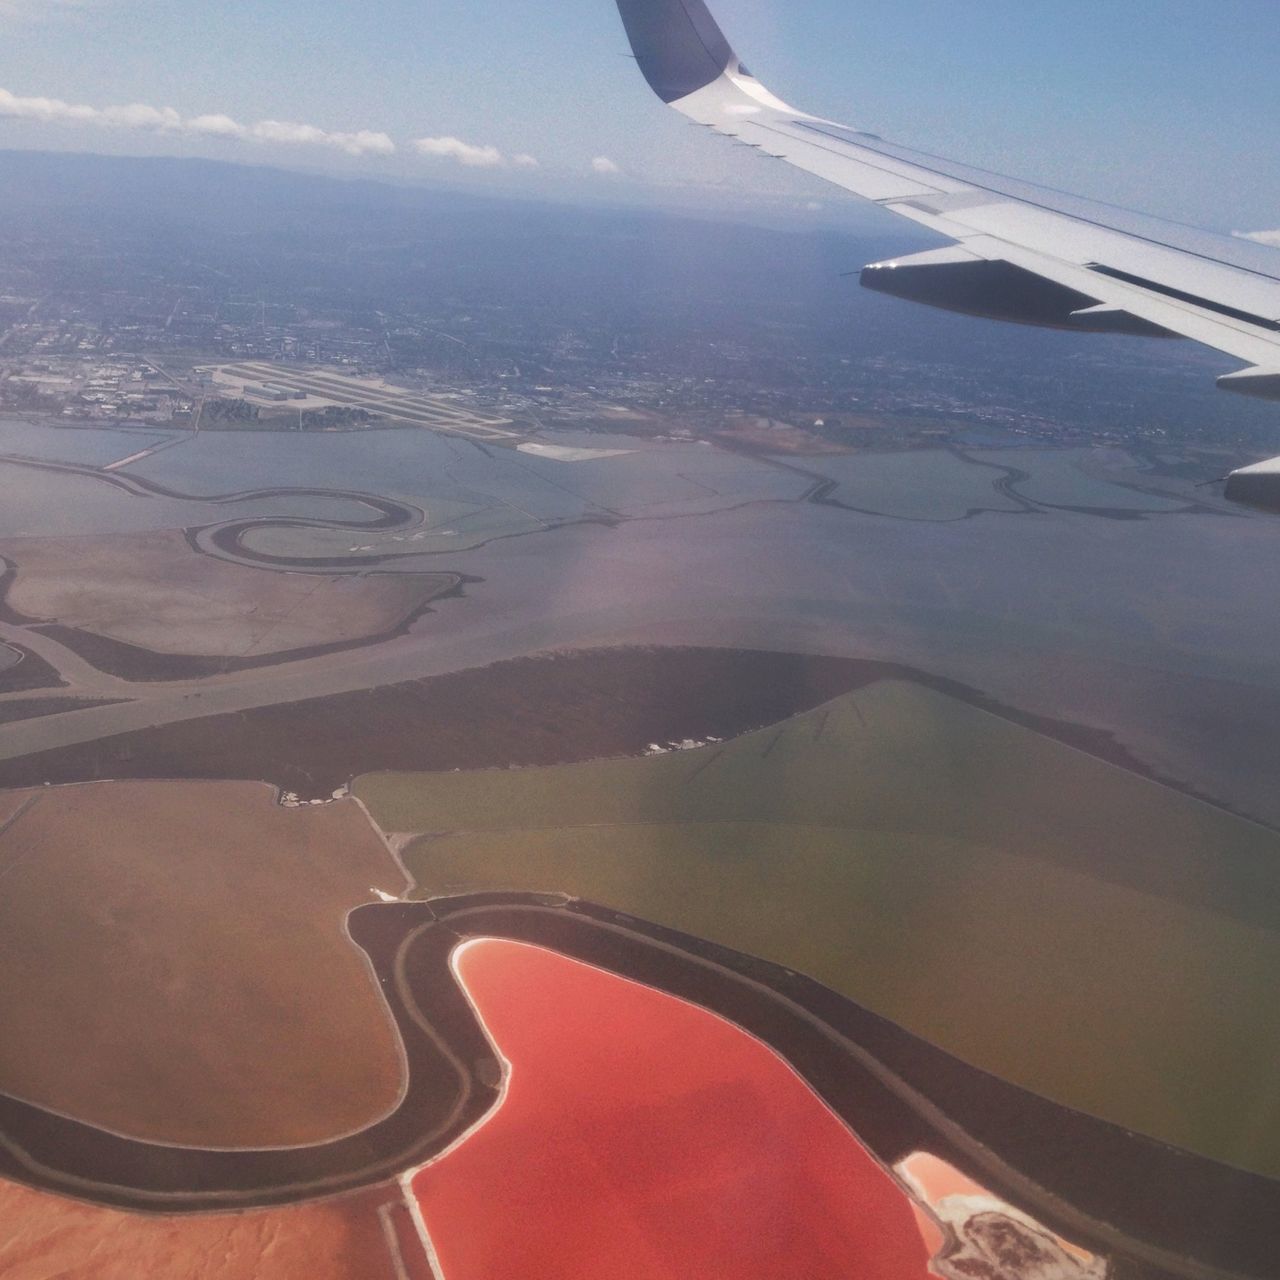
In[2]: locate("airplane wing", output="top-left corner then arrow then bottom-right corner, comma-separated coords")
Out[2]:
613,0 -> 1280,505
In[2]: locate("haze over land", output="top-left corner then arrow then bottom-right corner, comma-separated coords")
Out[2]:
2,150 -> 1277,452
2,149 -> 1279,1280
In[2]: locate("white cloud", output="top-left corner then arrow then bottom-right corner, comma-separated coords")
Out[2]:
412,135 -> 505,168
250,119 -> 394,156
512,152 -> 540,169
249,119 -> 328,148
327,129 -> 396,158
99,101 -> 182,130
191,113 -> 395,156
1234,229 -> 1280,248
0,86 -> 396,156
0,88 -> 101,124
590,155 -> 621,175
187,112 -> 243,138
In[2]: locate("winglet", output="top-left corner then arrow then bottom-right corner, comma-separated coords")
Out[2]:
614,0 -> 739,103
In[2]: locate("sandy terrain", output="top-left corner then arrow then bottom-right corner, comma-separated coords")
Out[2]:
0,1178 -> 417,1280
0,780 -> 407,1147
1,528 -> 452,657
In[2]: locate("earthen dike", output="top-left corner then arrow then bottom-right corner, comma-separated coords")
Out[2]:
0,894 -> 1272,1280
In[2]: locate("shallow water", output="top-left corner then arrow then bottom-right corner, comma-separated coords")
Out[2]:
4,419 -> 1279,823
0,417 -> 177,469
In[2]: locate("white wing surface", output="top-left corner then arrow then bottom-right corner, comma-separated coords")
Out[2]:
613,0 -> 1280,501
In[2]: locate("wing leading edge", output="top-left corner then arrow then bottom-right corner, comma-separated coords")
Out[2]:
613,0 -> 1280,504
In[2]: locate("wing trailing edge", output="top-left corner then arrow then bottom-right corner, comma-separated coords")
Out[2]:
612,0 -> 1280,505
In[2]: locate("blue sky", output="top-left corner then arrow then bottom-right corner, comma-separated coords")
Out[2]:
1,0 -> 1277,233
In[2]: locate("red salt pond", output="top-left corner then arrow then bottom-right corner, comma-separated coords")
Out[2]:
408,938 -> 933,1280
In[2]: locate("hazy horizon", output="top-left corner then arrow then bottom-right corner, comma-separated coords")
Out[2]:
2,0 -> 1278,235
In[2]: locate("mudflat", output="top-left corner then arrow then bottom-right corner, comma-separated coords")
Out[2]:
1,528 -> 455,658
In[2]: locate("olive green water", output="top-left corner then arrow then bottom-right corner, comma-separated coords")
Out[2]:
358,679 -> 1280,1176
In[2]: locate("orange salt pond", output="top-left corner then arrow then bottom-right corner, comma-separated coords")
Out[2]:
409,938 -> 933,1280
0,1178 -> 412,1280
